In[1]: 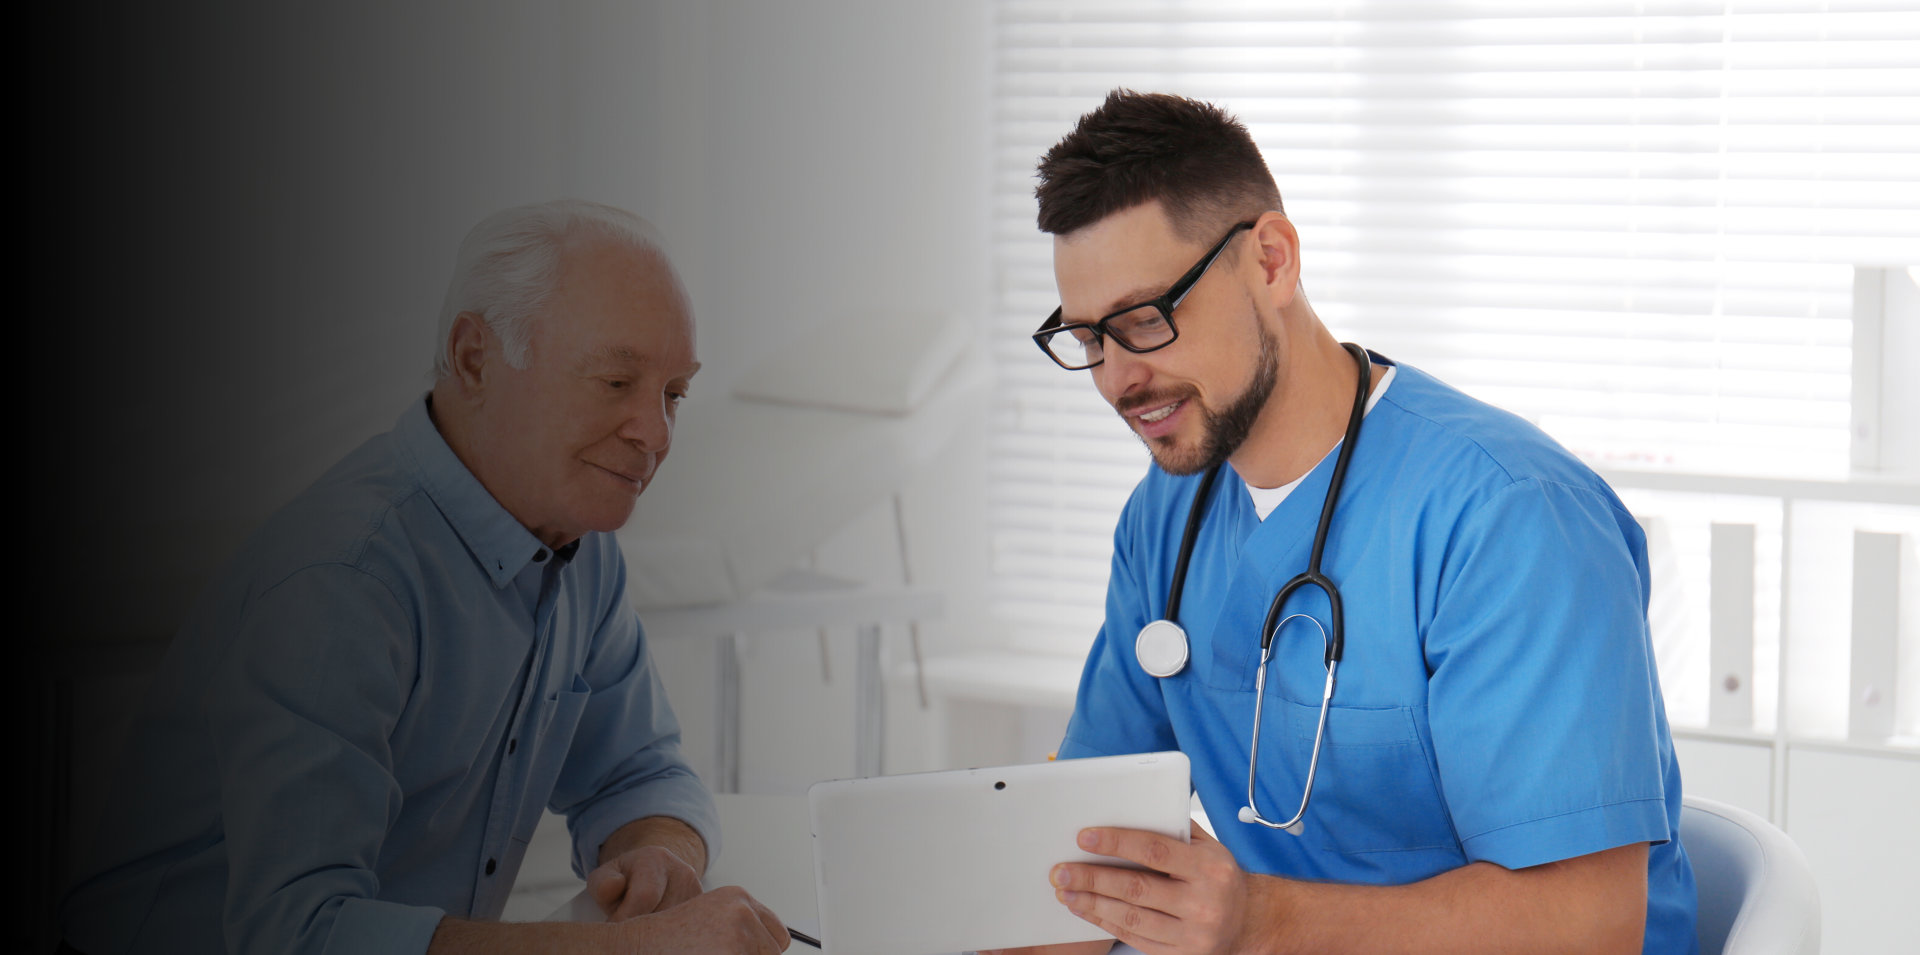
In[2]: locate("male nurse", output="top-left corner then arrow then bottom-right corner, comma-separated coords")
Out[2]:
997,91 -> 1696,954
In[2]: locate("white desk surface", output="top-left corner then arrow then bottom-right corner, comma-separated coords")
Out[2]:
551,792 -> 1144,954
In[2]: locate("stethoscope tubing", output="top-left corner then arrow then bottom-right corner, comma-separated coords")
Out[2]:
1165,461 -> 1224,624
1242,344 -> 1370,830
1143,343 -> 1373,833
1262,342 -> 1371,659
1243,615 -> 1337,834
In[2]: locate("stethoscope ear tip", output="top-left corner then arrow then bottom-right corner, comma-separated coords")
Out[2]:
1236,805 -> 1257,824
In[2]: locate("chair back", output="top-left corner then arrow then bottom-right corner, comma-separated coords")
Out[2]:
1681,795 -> 1820,954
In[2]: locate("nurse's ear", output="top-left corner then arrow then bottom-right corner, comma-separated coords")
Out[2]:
1249,212 -> 1302,310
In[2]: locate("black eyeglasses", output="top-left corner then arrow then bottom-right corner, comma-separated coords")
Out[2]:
1032,221 -> 1256,371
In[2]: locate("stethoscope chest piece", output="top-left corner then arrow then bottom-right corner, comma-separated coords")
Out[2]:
1135,618 -> 1190,678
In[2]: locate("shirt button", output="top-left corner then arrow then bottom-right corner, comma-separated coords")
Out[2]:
485,858 -> 497,875
508,738 -> 518,754
534,549 -> 549,563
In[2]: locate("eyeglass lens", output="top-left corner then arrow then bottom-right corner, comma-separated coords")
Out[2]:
1041,305 -> 1175,368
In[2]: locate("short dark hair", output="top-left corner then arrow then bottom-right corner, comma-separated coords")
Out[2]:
1035,89 -> 1283,240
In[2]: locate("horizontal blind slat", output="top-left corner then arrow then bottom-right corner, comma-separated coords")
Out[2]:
987,1 -> 1919,648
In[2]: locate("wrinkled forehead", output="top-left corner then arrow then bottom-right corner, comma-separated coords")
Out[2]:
575,340 -> 702,379
537,237 -> 699,372
569,235 -> 693,310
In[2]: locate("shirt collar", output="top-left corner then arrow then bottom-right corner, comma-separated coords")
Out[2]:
393,395 -> 557,589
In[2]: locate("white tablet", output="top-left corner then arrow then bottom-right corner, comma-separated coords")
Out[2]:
808,751 -> 1191,955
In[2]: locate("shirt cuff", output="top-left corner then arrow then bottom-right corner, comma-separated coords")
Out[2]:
1460,797 -> 1672,870
325,897 -> 445,955
567,774 -> 721,878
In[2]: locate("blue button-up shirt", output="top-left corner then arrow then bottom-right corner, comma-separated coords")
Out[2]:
62,397 -> 719,955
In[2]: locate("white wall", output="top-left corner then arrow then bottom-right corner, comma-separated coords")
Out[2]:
553,0 -> 1000,791
64,0 -> 1000,802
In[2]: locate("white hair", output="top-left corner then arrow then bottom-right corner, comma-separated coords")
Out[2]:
433,199 -> 667,379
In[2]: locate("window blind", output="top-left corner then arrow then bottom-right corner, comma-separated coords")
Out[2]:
988,0 -> 1920,654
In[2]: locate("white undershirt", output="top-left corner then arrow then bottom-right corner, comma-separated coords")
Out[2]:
1245,363 -> 1397,521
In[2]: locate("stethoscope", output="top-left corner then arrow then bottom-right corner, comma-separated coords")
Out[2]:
1133,342 -> 1372,835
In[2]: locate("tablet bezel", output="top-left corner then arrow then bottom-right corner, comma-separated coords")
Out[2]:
807,751 -> 1191,955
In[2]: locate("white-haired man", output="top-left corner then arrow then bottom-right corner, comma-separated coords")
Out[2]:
60,201 -> 791,954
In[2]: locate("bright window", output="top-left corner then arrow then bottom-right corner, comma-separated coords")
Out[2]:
988,1 -> 1920,660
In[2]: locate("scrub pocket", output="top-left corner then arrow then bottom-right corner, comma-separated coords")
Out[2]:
1269,696 -> 1457,856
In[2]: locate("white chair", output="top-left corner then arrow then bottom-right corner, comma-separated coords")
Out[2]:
1681,795 -> 1821,954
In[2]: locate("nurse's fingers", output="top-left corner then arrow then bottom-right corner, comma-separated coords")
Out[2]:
1051,861 -> 1179,915
1058,886 -> 1180,952
1075,826 -> 1200,878
1189,820 -> 1221,847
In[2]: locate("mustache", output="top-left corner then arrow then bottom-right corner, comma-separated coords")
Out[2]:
1115,388 -> 1196,416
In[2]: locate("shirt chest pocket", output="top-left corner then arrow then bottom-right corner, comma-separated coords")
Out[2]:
510,674 -> 593,842
1264,696 -> 1458,856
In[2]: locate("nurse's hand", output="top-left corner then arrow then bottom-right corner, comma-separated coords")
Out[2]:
1048,821 -> 1261,955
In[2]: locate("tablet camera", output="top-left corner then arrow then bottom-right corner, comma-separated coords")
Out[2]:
994,781 -> 1006,790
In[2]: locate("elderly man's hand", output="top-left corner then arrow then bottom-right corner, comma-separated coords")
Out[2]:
616,885 -> 792,954
979,940 -> 1116,955
587,844 -> 705,920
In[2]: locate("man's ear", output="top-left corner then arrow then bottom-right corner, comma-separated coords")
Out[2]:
445,311 -> 493,400
1251,213 -> 1302,309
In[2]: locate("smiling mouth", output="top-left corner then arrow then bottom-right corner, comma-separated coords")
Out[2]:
594,462 -> 648,486
1136,400 -> 1183,424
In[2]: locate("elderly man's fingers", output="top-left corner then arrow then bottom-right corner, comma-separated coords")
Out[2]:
609,888 -> 655,920
657,856 -> 705,910
1051,862 -> 1180,915
587,866 -> 627,913
979,942 -> 1118,955
609,865 -> 667,920
1076,826 -> 1196,877
606,846 -> 706,919
622,886 -> 791,954
749,895 -> 793,952
708,885 -> 791,953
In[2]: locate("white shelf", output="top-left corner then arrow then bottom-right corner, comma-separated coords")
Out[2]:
1595,467 -> 1920,506
918,649 -> 1085,710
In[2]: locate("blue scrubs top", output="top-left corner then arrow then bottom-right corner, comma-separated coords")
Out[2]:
1059,356 -> 1697,953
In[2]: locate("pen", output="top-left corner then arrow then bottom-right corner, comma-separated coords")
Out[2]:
788,926 -> 821,948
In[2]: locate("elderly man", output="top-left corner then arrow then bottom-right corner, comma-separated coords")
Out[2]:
995,92 -> 1694,955
60,200 -> 790,954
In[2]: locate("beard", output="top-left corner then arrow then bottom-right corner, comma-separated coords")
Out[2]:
1131,320 -> 1280,476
